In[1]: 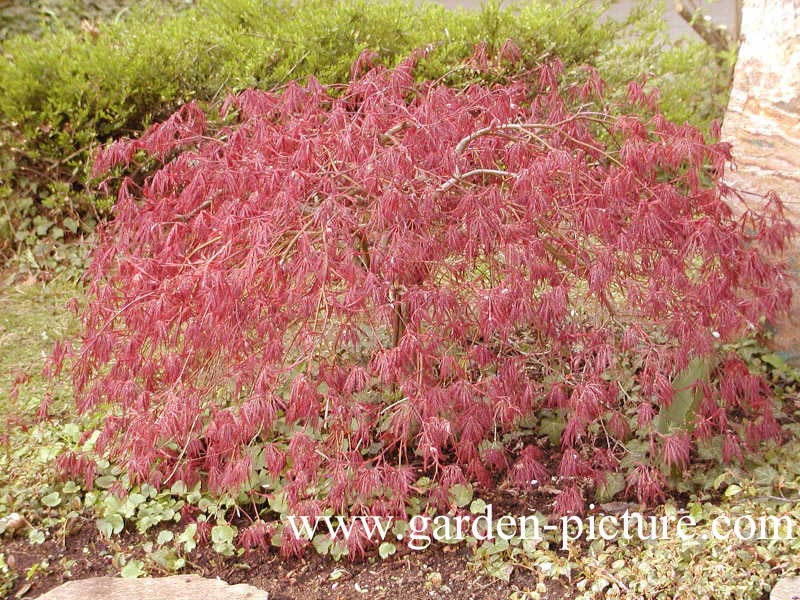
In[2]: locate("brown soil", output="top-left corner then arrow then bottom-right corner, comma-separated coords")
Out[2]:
2,489 -> 575,600
2,521 -> 571,600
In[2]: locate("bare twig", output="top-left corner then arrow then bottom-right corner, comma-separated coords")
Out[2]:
379,121 -> 408,146
438,168 -> 518,192
674,0 -> 733,52
176,199 -> 212,222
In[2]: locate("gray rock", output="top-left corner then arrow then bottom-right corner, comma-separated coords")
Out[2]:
772,577 -> 800,600
34,575 -> 268,600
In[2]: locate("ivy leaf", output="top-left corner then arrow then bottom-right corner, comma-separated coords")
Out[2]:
177,523 -> 197,553
470,499 -> 487,514
94,475 -> 117,489
329,541 -> 348,562
485,559 -> 513,582
41,492 -> 61,508
97,519 -> 113,538
149,547 -> 180,571
156,530 -> 174,545
753,465 -> 778,487
760,353 -> 786,369
378,542 -> 396,559
268,492 -> 288,515
62,481 -> 80,494
448,483 -> 473,508
62,217 -> 79,234
28,529 -> 45,545
724,484 -> 743,497
97,513 -> 124,537
120,559 -> 145,578
211,524 -> 237,556
312,534 -> 332,556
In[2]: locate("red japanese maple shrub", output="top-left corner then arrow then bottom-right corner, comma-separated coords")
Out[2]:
54,50 -> 793,535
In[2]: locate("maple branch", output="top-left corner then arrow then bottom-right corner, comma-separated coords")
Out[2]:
354,229 -> 371,270
455,123 -> 550,154
379,122 -> 408,146
452,115 -> 607,155
438,168 -> 518,192
389,285 -> 407,348
176,199 -> 212,222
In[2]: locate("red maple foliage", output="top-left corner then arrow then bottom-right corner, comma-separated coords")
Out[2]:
52,48 -> 793,535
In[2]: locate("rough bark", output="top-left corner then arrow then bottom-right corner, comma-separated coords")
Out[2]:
721,0 -> 800,359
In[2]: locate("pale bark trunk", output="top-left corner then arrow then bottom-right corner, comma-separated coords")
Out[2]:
721,0 -> 800,360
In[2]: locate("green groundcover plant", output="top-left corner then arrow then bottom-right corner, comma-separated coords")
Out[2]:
48,48 -> 793,557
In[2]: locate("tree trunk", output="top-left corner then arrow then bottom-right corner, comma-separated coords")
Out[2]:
721,0 -> 800,360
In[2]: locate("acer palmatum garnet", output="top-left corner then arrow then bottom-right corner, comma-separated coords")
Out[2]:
53,50 -> 793,537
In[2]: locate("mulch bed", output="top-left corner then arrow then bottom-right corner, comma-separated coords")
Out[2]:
3,489 -> 573,599
2,524 -> 569,600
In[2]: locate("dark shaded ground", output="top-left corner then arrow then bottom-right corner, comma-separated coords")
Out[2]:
2,517 -> 570,600
0,481 -> 587,599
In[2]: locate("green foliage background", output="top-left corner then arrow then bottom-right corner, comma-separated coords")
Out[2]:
0,0 -> 730,268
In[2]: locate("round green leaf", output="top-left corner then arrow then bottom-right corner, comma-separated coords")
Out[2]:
378,542 -> 397,559
41,492 -> 61,508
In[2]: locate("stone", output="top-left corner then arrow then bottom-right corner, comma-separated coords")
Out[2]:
721,0 -> 800,359
771,576 -> 800,600
33,575 -> 269,600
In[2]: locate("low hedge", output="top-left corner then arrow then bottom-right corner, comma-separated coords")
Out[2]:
0,0 -> 730,263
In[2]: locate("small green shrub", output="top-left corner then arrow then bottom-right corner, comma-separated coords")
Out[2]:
0,0 -> 732,263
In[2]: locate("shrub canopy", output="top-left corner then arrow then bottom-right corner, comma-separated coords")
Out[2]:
52,51 -> 793,556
